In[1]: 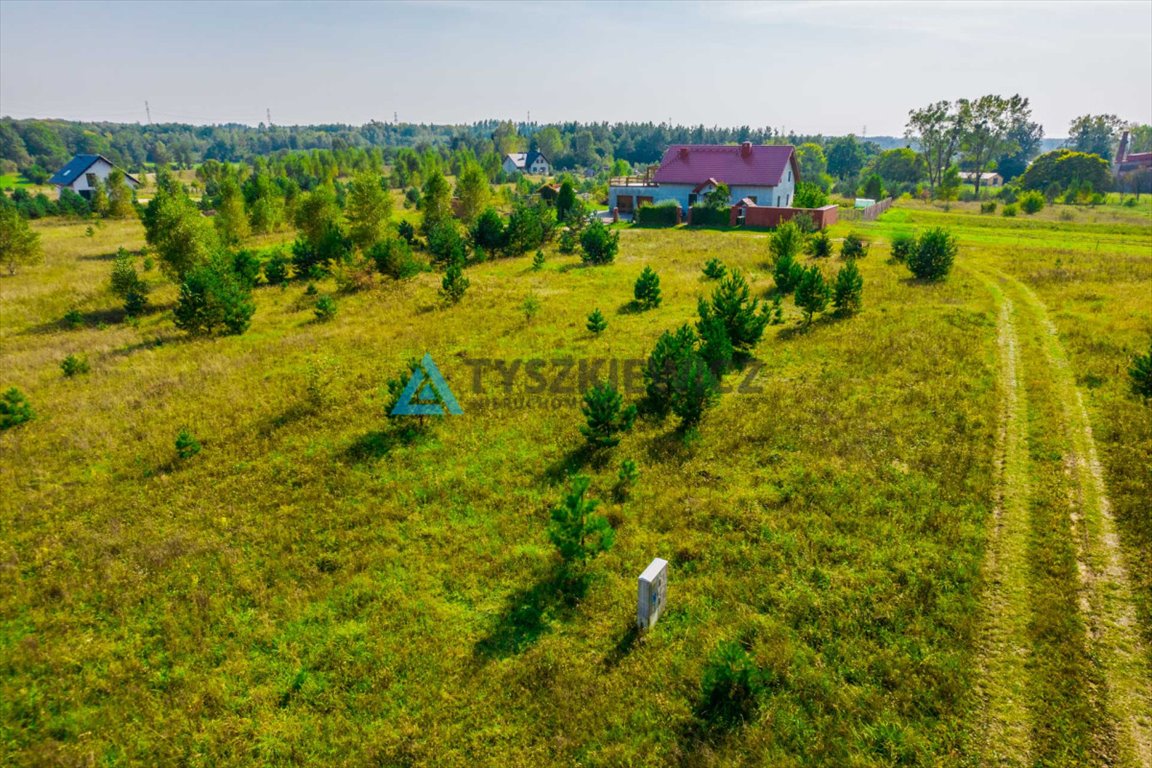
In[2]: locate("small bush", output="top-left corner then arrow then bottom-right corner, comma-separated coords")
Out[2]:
769,295 -> 784,325
62,307 -> 84,329
697,641 -> 765,728
532,250 -> 545,270
370,237 -> 422,280
1002,203 -> 1018,217
521,293 -> 541,322
586,308 -> 608,335
633,266 -> 662,309
0,387 -> 34,430
60,354 -> 90,378
314,295 -> 337,322
174,257 -> 255,336
175,428 -> 201,460
841,233 -> 868,259
806,231 -> 832,258
580,220 -> 619,265
558,228 -> 578,254
702,258 -> 726,279
440,259 -> 470,304
890,232 -> 915,262
263,249 -> 291,285
980,201 -> 997,214
1019,190 -> 1045,214
907,227 -> 958,281
1130,341 -> 1152,399
613,458 -> 640,501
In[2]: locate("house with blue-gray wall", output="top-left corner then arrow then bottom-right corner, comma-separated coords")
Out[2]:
609,143 -> 798,214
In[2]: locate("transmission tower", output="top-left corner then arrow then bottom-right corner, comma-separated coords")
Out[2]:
267,108 -> 273,127
145,100 -> 152,124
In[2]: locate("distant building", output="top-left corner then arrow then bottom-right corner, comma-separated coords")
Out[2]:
1114,130 -> 1152,194
1115,130 -> 1152,173
502,151 -> 551,176
48,154 -> 139,199
958,171 -> 1003,187
608,143 -> 798,214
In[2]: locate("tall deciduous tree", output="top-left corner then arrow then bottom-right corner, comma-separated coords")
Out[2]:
826,135 -> 864,179
453,163 -> 489,225
1068,114 -> 1125,160
420,168 -> 451,236
906,100 -> 963,195
346,170 -> 392,250
795,142 -> 827,184
141,172 -> 217,280
105,168 -> 136,219
958,95 -> 1025,197
0,206 -> 42,274
214,176 -> 249,244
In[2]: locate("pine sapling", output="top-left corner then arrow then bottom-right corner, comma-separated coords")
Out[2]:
832,259 -> 863,316
795,265 -> 830,326
586,308 -> 608,335
581,380 -> 637,449
548,475 -> 615,572
634,266 -> 662,309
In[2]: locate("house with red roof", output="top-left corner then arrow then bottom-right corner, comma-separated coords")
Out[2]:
608,143 -> 799,215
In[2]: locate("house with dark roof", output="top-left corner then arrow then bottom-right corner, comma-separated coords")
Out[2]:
608,143 -> 799,214
48,154 -> 139,199
502,151 -> 551,176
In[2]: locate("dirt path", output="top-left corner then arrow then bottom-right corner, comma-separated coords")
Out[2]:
1011,278 -> 1152,768
970,267 -> 1152,767
970,281 -> 1034,767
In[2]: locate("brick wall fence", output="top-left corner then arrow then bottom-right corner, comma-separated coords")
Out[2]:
729,204 -> 839,230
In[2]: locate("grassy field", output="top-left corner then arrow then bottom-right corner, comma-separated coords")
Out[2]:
1,199 -> 1149,766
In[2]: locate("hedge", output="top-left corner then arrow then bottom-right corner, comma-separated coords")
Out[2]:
635,201 -> 680,227
689,206 -> 730,227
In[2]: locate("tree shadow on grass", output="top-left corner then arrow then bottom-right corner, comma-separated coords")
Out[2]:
343,429 -> 406,463
474,569 -> 589,661
774,313 -> 840,341
24,302 -> 175,335
255,403 -> 313,438
616,300 -> 646,316
602,624 -> 641,670
542,444 -> 598,484
642,426 -> 697,465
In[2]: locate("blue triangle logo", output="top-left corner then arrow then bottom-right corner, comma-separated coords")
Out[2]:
391,353 -> 463,416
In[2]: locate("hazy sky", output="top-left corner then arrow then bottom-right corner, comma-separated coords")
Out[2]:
2,0 -> 1150,135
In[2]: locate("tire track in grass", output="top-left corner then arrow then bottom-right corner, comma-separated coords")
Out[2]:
1007,274 -> 1152,768
969,278 -> 1035,767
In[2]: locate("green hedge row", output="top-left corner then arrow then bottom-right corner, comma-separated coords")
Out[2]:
635,201 -> 681,227
689,206 -> 730,227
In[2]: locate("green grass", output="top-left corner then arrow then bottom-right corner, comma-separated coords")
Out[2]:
1,200 -> 1149,765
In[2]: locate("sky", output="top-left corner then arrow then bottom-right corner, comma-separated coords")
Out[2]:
1,0 -> 1150,136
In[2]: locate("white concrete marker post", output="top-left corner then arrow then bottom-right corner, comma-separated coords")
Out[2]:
637,558 -> 669,631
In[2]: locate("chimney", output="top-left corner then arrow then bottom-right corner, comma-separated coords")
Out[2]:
678,147 -> 689,160
1117,130 -> 1131,165
741,141 -> 752,157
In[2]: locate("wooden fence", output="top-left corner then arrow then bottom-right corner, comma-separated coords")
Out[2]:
837,197 -> 895,222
